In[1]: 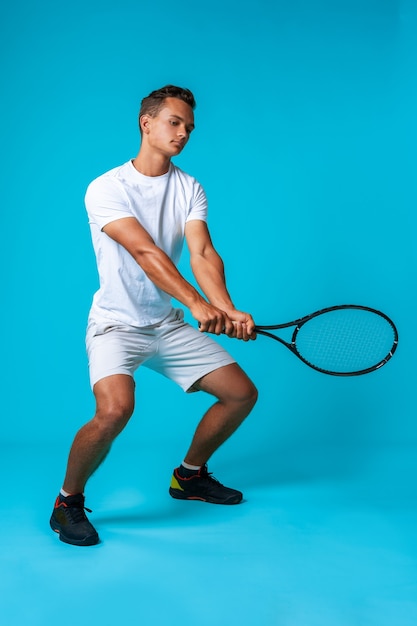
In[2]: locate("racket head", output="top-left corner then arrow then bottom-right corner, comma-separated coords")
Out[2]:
291,305 -> 398,376
255,305 -> 398,376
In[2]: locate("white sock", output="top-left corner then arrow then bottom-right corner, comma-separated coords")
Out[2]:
59,488 -> 82,498
181,461 -> 201,471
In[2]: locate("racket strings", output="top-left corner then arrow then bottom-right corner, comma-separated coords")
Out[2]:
294,309 -> 396,374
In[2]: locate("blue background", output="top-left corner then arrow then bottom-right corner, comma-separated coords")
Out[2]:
1,0 -> 415,448
1,1 -> 416,625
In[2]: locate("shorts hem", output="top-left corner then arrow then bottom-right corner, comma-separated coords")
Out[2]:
90,369 -> 134,390
184,358 -> 236,393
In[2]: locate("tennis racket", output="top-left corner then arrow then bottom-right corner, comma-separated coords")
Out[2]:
254,304 -> 398,376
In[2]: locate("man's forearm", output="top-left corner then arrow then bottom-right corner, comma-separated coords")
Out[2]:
135,246 -> 204,309
136,245 -> 234,334
190,251 -> 234,313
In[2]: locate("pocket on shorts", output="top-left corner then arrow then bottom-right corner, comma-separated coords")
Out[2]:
88,323 -> 111,338
172,308 -> 185,322
86,322 -> 123,343
165,307 -> 186,329
95,324 -> 121,336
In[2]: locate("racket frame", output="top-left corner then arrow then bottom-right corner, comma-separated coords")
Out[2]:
254,304 -> 398,376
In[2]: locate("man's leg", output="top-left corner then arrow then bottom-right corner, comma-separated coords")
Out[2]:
184,363 -> 257,466
169,363 -> 257,504
50,374 -> 135,545
62,374 -> 135,494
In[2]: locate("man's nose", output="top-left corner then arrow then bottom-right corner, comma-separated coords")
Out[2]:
178,126 -> 187,138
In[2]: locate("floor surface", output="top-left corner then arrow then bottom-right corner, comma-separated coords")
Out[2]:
1,442 -> 417,626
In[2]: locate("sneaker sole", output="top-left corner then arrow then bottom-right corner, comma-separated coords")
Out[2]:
169,487 -> 242,505
50,519 -> 100,546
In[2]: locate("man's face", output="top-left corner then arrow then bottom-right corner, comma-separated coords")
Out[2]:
141,97 -> 195,157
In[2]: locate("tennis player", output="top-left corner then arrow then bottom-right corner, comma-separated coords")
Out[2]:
50,85 -> 257,546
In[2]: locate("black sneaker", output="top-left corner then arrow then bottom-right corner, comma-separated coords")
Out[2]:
169,464 -> 243,504
50,493 -> 99,546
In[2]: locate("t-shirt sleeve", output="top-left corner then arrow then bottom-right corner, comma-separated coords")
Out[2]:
85,177 -> 133,230
186,181 -> 208,223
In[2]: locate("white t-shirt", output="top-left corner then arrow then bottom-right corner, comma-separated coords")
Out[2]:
85,160 -> 208,327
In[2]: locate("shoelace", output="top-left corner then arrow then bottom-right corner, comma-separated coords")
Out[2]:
61,500 -> 92,523
200,465 -> 223,485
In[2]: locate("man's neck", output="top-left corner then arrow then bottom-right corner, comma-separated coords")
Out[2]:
132,150 -> 171,177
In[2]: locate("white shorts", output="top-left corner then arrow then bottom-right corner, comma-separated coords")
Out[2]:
86,308 -> 236,392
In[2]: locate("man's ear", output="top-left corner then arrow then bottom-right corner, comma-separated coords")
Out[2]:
140,114 -> 151,135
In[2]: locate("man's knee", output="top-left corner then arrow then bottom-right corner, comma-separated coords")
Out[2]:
239,378 -> 258,410
198,364 -> 258,410
221,371 -> 258,411
93,389 -> 135,440
92,374 -> 135,439
94,400 -> 134,440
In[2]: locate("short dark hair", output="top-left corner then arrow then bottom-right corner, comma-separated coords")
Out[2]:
138,85 -> 196,132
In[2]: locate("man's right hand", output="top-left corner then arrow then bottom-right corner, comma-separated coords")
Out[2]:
191,300 -> 234,336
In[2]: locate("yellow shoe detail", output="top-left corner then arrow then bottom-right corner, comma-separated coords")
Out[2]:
170,475 -> 184,491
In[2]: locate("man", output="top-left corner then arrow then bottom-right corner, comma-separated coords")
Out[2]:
50,85 -> 258,546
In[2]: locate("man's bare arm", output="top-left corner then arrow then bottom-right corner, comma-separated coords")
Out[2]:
185,220 -> 256,340
102,217 -> 234,335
